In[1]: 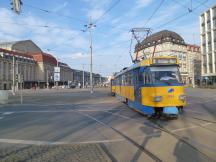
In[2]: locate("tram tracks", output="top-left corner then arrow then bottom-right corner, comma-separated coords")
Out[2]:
100,108 -> 216,162
179,115 -> 216,134
74,109 -> 163,162
149,120 -> 215,162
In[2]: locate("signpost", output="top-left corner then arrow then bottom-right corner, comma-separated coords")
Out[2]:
54,73 -> 60,82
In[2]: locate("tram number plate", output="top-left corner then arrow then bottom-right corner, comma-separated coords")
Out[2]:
167,95 -> 174,99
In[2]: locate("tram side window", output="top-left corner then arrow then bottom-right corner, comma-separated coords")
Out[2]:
143,71 -> 152,84
125,71 -> 132,86
112,79 -> 116,86
122,75 -> 125,86
119,75 -> 122,85
116,77 -> 120,85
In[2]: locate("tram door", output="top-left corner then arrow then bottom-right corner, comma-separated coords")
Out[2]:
133,68 -> 142,103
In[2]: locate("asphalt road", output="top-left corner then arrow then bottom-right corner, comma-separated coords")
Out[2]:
0,87 -> 215,162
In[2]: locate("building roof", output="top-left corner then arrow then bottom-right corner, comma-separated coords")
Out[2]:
0,40 -> 42,53
135,30 -> 185,52
186,44 -> 200,52
31,52 -> 57,65
0,48 -> 34,59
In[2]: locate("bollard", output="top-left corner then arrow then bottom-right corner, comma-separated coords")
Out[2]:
0,90 -> 8,104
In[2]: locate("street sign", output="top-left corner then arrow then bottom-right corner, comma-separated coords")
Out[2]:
54,67 -> 60,73
54,73 -> 60,82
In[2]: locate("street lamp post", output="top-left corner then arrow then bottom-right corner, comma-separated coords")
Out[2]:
89,24 -> 93,93
83,17 -> 96,94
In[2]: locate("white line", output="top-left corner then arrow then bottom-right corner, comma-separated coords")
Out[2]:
185,109 -> 208,115
188,99 -> 216,105
171,125 -> 198,132
0,116 -> 4,120
77,109 -> 121,112
0,138 -> 125,145
201,122 -> 213,126
2,112 -> 14,115
100,110 -> 215,133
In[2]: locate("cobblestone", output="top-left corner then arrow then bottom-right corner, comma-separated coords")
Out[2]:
0,144 -> 111,162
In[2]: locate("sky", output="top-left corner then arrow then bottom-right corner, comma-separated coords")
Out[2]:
0,0 -> 215,76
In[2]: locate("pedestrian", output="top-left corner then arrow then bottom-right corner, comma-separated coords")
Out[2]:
78,82 -> 81,89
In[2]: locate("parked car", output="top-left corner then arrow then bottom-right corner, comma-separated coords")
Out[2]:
69,83 -> 76,89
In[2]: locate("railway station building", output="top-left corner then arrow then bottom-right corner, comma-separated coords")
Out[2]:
0,40 -> 104,90
134,30 -> 201,85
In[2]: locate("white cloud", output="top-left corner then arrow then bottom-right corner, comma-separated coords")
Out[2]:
83,0 -> 111,20
53,1 -> 68,12
68,52 -> 89,59
0,7 -> 88,53
87,9 -> 104,20
136,0 -> 153,8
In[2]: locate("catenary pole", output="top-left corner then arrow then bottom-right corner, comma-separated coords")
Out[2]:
89,17 -> 93,93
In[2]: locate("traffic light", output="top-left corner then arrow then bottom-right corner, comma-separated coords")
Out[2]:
11,0 -> 22,15
15,74 -> 18,82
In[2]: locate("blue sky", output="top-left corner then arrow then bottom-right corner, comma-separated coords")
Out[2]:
0,0 -> 215,76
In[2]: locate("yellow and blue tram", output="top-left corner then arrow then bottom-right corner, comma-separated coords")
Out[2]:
111,56 -> 186,118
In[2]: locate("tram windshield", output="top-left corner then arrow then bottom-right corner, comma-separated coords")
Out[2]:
149,66 -> 182,85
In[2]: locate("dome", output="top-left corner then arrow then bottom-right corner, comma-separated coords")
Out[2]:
135,30 -> 185,52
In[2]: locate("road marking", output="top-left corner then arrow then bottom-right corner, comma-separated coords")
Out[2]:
2,103 -> 78,107
77,109 -> 121,112
0,116 -> 4,120
188,98 -> 216,105
2,112 -> 14,115
99,110 -> 215,133
0,138 -> 126,145
171,125 -> 198,132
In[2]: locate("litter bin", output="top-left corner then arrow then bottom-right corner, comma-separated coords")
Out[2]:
0,90 -> 8,104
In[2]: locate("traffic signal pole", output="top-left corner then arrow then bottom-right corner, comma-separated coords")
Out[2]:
12,56 -> 15,95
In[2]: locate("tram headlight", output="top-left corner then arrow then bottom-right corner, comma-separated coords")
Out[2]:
179,95 -> 186,101
153,96 -> 162,102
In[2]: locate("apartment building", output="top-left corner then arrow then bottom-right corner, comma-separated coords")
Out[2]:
200,4 -> 216,86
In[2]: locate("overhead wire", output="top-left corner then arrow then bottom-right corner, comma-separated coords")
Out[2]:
144,0 -> 165,26
0,21 -> 78,31
172,0 -> 199,15
23,3 -> 87,23
155,0 -> 208,29
94,0 -> 121,24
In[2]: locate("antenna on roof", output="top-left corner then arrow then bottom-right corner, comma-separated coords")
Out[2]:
130,28 -> 151,63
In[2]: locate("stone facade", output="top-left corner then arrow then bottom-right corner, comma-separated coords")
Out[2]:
0,40 -> 104,90
134,30 -> 201,85
134,30 -> 189,83
186,45 -> 201,86
0,48 -> 36,90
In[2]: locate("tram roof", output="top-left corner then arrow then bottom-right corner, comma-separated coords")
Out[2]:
115,56 -> 179,77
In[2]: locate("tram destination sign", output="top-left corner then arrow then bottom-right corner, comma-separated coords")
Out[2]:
153,58 -> 177,64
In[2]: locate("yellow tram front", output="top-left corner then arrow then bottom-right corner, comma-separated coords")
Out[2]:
138,57 -> 186,117
113,56 -> 186,118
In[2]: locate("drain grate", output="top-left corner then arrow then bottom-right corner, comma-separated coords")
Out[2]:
0,144 -> 112,162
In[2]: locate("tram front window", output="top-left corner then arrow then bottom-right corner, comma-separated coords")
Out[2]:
150,66 -> 182,85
